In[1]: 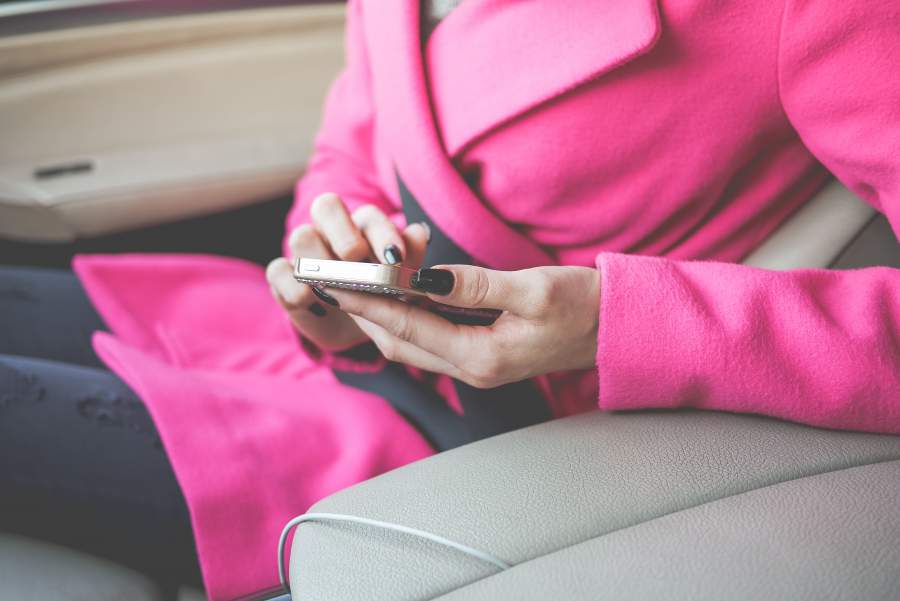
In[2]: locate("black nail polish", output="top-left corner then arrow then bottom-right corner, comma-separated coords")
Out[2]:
411,268 -> 454,295
384,244 -> 403,265
311,286 -> 340,307
307,302 -> 327,317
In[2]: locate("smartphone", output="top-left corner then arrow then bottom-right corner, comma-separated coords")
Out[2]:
294,257 -> 501,326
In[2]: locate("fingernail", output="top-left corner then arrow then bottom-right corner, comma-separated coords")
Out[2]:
416,222 -> 432,244
311,286 -> 340,307
411,268 -> 454,295
384,244 -> 403,265
307,302 -> 327,317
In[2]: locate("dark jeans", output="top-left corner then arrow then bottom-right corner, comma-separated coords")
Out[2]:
0,266 -> 201,588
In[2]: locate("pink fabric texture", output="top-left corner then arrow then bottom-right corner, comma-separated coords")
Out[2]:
73,0 -> 900,598
73,254 -> 432,600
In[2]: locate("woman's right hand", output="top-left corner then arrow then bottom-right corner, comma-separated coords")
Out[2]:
266,193 -> 430,351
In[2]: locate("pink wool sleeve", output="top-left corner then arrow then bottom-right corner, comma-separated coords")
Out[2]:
595,0 -> 900,433
595,255 -> 899,433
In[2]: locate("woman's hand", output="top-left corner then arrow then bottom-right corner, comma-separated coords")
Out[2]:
266,193 -> 430,351
324,265 -> 601,387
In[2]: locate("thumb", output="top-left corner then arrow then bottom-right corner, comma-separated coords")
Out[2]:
412,265 -> 532,314
401,222 -> 430,269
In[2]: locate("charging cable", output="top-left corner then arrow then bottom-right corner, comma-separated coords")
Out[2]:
278,512 -> 511,592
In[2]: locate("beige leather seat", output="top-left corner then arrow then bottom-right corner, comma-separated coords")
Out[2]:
286,181 -> 900,600
289,411 -> 900,601
0,534 -> 164,601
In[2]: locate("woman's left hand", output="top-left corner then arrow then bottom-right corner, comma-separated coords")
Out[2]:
324,265 -> 601,388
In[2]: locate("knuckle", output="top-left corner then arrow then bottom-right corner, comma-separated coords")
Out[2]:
352,203 -> 381,223
265,257 -> 287,282
391,306 -> 417,342
462,374 -> 483,388
288,223 -> 316,244
288,225 -> 318,255
309,193 -> 342,220
461,345 -> 503,387
332,236 -> 370,261
472,357 -> 502,384
376,338 -> 397,361
465,373 -> 498,390
531,271 -> 559,311
466,268 -> 492,306
282,283 -> 312,308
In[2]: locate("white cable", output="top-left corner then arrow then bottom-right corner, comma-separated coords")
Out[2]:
278,512 -> 511,592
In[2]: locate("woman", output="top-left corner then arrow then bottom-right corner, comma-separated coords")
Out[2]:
2,0 -> 898,598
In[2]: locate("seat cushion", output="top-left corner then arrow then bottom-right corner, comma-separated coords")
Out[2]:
289,411 -> 900,600
0,533 -> 163,601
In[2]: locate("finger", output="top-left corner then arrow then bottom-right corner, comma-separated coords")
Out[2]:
326,287 -> 478,364
280,227 -> 333,308
413,265 -> 535,314
268,257 -> 368,349
266,257 -> 317,310
309,193 -> 371,261
285,225 -> 338,317
401,222 -> 430,270
352,204 -> 405,264
350,316 -> 461,375
287,223 -> 334,261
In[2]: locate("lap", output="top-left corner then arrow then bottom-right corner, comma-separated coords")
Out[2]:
0,266 -> 107,368
0,348 -> 200,586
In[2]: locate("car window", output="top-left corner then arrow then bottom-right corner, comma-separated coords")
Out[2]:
0,0 -> 335,36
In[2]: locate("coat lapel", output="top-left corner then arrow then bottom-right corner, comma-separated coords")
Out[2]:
362,0 -> 660,270
426,0 -> 662,156
364,0 -> 554,270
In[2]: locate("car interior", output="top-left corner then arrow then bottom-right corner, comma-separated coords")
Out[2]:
1,1 -> 899,600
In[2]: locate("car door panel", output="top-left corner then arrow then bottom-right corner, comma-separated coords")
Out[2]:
0,3 -> 345,241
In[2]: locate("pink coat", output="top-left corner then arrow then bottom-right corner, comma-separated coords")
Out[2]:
74,1 -> 900,598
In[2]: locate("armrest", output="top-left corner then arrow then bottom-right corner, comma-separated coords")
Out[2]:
289,411 -> 900,600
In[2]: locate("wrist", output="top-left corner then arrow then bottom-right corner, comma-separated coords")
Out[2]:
559,266 -> 600,372
579,266 -> 601,370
